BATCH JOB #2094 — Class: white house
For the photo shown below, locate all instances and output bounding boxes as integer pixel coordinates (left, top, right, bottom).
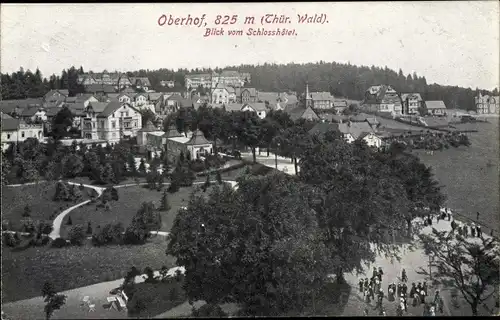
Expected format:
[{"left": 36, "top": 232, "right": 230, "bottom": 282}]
[
  {"left": 211, "top": 85, "right": 232, "bottom": 105},
  {"left": 82, "top": 101, "right": 142, "bottom": 143},
  {"left": 241, "top": 102, "right": 268, "bottom": 119},
  {"left": 1, "top": 116, "right": 44, "bottom": 151},
  {"left": 133, "top": 93, "right": 148, "bottom": 108}
]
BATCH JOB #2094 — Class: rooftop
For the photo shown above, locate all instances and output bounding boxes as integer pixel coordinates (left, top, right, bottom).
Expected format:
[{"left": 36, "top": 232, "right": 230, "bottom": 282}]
[{"left": 425, "top": 100, "right": 447, "bottom": 109}]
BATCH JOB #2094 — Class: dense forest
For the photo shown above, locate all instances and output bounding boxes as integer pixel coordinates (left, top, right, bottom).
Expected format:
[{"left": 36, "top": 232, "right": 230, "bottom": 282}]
[{"left": 2, "top": 62, "right": 498, "bottom": 111}]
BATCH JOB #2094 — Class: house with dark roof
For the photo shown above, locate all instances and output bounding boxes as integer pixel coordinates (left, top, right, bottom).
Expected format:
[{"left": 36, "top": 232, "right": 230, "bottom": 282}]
[
  {"left": 130, "top": 77, "right": 152, "bottom": 91},
  {"left": 1, "top": 117, "right": 44, "bottom": 150},
  {"left": 236, "top": 87, "right": 258, "bottom": 103},
  {"left": 332, "top": 100, "right": 348, "bottom": 114},
  {"left": 308, "top": 92, "right": 334, "bottom": 109},
  {"left": 362, "top": 85, "right": 402, "bottom": 115},
  {"left": 43, "top": 89, "right": 69, "bottom": 102},
  {"left": 165, "top": 129, "right": 213, "bottom": 160},
  {"left": 211, "top": 84, "right": 234, "bottom": 104},
  {"left": 400, "top": 93, "right": 423, "bottom": 114},
  {"left": 82, "top": 101, "right": 142, "bottom": 143},
  {"left": 425, "top": 100, "right": 447, "bottom": 116},
  {"left": 241, "top": 102, "right": 269, "bottom": 119},
  {"left": 284, "top": 105, "right": 319, "bottom": 122},
  {"left": 0, "top": 99, "right": 44, "bottom": 117},
  {"left": 308, "top": 121, "right": 383, "bottom": 147}
]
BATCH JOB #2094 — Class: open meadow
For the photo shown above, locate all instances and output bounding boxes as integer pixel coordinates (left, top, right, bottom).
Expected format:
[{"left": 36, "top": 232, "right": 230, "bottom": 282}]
[{"left": 414, "top": 118, "right": 499, "bottom": 233}]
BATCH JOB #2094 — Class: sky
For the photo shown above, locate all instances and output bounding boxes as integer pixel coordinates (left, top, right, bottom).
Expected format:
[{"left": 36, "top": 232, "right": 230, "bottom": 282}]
[{"left": 1, "top": 2, "right": 499, "bottom": 90}]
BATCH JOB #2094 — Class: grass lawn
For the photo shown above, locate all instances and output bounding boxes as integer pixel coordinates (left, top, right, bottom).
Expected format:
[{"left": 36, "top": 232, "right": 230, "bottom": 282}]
[
  {"left": 2, "top": 181, "right": 92, "bottom": 231},
  {"left": 413, "top": 119, "right": 499, "bottom": 234},
  {"left": 69, "top": 176, "right": 146, "bottom": 186},
  {"left": 1, "top": 237, "right": 175, "bottom": 303},
  {"left": 127, "top": 278, "right": 186, "bottom": 318},
  {"left": 60, "top": 183, "right": 228, "bottom": 237}
]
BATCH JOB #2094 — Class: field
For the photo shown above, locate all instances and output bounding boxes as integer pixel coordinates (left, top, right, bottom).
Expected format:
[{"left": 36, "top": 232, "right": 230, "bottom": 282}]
[
  {"left": 1, "top": 237, "right": 175, "bottom": 303},
  {"left": 2, "top": 182, "right": 91, "bottom": 231},
  {"left": 414, "top": 118, "right": 499, "bottom": 233},
  {"left": 60, "top": 183, "right": 228, "bottom": 237}
]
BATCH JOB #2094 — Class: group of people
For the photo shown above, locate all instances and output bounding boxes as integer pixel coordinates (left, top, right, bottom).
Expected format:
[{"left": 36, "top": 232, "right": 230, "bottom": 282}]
[
  {"left": 359, "top": 267, "right": 444, "bottom": 316},
  {"left": 424, "top": 208, "right": 488, "bottom": 239}
]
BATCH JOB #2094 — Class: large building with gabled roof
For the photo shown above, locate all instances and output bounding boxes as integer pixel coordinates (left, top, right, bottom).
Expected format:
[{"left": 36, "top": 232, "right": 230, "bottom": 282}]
[{"left": 82, "top": 101, "right": 142, "bottom": 143}]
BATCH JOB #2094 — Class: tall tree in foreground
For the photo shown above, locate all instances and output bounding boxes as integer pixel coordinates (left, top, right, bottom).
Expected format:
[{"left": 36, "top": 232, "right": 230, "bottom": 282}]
[
  {"left": 167, "top": 174, "right": 332, "bottom": 316},
  {"left": 419, "top": 229, "right": 500, "bottom": 316},
  {"left": 41, "top": 282, "right": 67, "bottom": 320}
]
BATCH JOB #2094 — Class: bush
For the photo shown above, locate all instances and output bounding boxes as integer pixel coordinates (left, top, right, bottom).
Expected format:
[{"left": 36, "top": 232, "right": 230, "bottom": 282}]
[
  {"left": 23, "top": 205, "right": 31, "bottom": 217},
  {"left": 92, "top": 223, "right": 124, "bottom": 246},
  {"left": 167, "top": 181, "right": 179, "bottom": 193},
  {"left": 38, "top": 221, "right": 53, "bottom": 235},
  {"left": 51, "top": 237, "right": 68, "bottom": 248},
  {"left": 192, "top": 304, "right": 228, "bottom": 318},
  {"left": 67, "top": 224, "right": 86, "bottom": 245},
  {"left": 3, "top": 232, "right": 20, "bottom": 247},
  {"left": 189, "top": 160, "right": 206, "bottom": 173}
]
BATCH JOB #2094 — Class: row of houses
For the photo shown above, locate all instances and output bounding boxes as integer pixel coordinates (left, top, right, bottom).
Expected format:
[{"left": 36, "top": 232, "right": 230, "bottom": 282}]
[
  {"left": 361, "top": 85, "right": 448, "bottom": 116},
  {"left": 184, "top": 70, "right": 251, "bottom": 90}
]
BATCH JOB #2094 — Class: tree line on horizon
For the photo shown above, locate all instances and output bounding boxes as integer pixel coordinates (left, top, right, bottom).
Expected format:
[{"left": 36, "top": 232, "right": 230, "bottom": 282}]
[{"left": 1, "top": 62, "right": 498, "bottom": 111}]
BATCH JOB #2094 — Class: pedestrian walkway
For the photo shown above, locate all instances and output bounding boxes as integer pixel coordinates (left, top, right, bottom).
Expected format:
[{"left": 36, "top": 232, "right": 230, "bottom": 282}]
[
  {"left": 1, "top": 267, "right": 185, "bottom": 320},
  {"left": 342, "top": 214, "right": 496, "bottom": 317}
]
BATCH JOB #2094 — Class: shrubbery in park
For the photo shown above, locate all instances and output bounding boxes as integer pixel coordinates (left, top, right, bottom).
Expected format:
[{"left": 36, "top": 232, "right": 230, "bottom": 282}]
[
  {"left": 51, "top": 238, "right": 68, "bottom": 248},
  {"left": 67, "top": 224, "right": 86, "bottom": 245},
  {"left": 53, "top": 182, "right": 82, "bottom": 202},
  {"left": 3, "top": 232, "right": 21, "bottom": 247},
  {"left": 91, "top": 223, "right": 125, "bottom": 246},
  {"left": 22, "top": 205, "right": 32, "bottom": 217},
  {"left": 124, "top": 202, "right": 161, "bottom": 245}
]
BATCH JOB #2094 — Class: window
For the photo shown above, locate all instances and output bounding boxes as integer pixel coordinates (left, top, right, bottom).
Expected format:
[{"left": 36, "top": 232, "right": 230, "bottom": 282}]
[
  {"left": 100, "top": 120, "right": 105, "bottom": 128},
  {"left": 126, "top": 112, "right": 129, "bottom": 116},
  {"left": 112, "top": 133, "right": 116, "bottom": 137},
  {"left": 112, "top": 121, "right": 116, "bottom": 129},
  {"left": 121, "top": 112, "right": 124, "bottom": 117},
  {"left": 92, "top": 122, "right": 95, "bottom": 129},
  {"left": 7, "top": 134, "right": 11, "bottom": 139},
  {"left": 21, "top": 131, "right": 25, "bottom": 138}
]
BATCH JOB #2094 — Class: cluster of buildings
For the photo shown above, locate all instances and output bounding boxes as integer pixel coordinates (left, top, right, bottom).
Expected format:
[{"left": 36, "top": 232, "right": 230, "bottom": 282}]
[
  {"left": 361, "top": 85, "right": 449, "bottom": 116},
  {"left": 184, "top": 70, "right": 251, "bottom": 91},
  {"left": 1, "top": 68, "right": 498, "bottom": 154}
]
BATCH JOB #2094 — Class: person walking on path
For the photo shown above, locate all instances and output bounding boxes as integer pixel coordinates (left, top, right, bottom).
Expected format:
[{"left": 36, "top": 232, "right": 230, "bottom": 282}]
[
  {"left": 464, "top": 225, "right": 469, "bottom": 237},
  {"left": 402, "top": 295, "right": 408, "bottom": 312},
  {"left": 388, "top": 283, "right": 395, "bottom": 301},
  {"left": 359, "top": 278, "right": 364, "bottom": 293},
  {"left": 451, "top": 220, "right": 457, "bottom": 232},
  {"left": 364, "top": 278, "right": 369, "bottom": 292},
  {"left": 410, "top": 283, "right": 416, "bottom": 298},
  {"left": 471, "top": 224, "right": 476, "bottom": 237},
  {"left": 378, "top": 267, "right": 384, "bottom": 282},
  {"left": 363, "top": 308, "right": 369, "bottom": 316},
  {"left": 372, "top": 267, "right": 378, "bottom": 280},
  {"left": 434, "top": 290, "right": 443, "bottom": 314},
  {"left": 423, "top": 282, "right": 428, "bottom": 297},
  {"left": 477, "top": 225, "right": 482, "bottom": 238},
  {"left": 401, "top": 268, "right": 408, "bottom": 283},
  {"left": 402, "top": 283, "right": 408, "bottom": 298},
  {"left": 420, "top": 288, "right": 427, "bottom": 305}
]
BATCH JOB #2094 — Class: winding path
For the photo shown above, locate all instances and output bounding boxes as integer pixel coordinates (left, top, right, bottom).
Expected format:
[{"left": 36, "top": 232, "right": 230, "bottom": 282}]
[{"left": 49, "top": 180, "right": 238, "bottom": 239}]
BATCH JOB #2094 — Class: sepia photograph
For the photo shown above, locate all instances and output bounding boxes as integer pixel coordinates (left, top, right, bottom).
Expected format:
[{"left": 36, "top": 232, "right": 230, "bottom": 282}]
[{"left": 1, "top": 2, "right": 499, "bottom": 319}]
